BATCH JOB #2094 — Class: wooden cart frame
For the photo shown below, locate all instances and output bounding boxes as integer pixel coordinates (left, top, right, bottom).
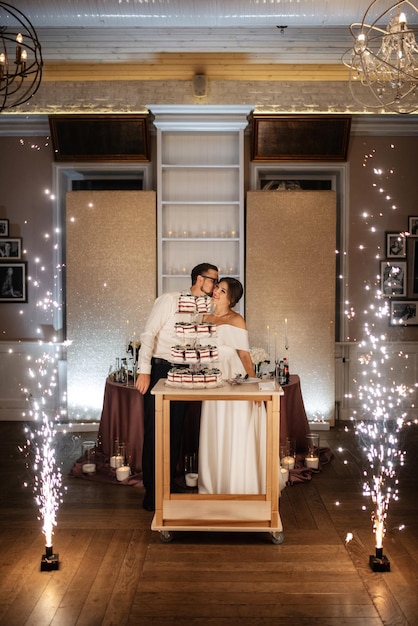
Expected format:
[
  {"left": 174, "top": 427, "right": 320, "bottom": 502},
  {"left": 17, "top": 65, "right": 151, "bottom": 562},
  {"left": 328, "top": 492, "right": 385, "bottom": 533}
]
[{"left": 151, "top": 379, "right": 284, "bottom": 544}]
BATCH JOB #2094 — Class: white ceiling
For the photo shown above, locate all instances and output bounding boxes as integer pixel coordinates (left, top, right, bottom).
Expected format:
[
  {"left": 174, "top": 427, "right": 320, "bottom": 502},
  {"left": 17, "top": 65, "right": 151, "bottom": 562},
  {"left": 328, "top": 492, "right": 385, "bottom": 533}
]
[
  {"left": 2, "top": 0, "right": 385, "bottom": 64},
  {"left": 5, "top": 1, "right": 373, "bottom": 28}
]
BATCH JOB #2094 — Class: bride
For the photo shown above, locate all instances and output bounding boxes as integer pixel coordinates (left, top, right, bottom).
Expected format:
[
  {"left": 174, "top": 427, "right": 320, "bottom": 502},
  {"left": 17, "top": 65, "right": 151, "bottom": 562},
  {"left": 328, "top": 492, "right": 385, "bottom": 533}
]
[{"left": 198, "top": 277, "right": 266, "bottom": 494}]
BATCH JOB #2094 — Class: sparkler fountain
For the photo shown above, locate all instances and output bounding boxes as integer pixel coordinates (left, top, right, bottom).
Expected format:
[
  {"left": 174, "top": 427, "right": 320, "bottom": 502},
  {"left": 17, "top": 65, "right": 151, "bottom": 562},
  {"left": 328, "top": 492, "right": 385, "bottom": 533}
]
[
  {"left": 347, "top": 149, "right": 417, "bottom": 571},
  {"left": 22, "top": 349, "right": 64, "bottom": 571},
  {"left": 354, "top": 325, "right": 409, "bottom": 571},
  {"left": 19, "top": 208, "right": 66, "bottom": 571}
]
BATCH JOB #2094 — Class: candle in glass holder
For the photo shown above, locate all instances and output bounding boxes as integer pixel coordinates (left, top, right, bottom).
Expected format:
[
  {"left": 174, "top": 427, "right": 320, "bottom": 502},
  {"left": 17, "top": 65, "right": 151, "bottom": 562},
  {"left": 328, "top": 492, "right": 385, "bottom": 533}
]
[
  {"left": 305, "top": 433, "right": 320, "bottom": 469},
  {"left": 82, "top": 462, "right": 96, "bottom": 474},
  {"left": 305, "top": 455, "right": 319, "bottom": 469},
  {"left": 185, "top": 472, "right": 198, "bottom": 487},
  {"left": 82, "top": 441, "right": 96, "bottom": 473}
]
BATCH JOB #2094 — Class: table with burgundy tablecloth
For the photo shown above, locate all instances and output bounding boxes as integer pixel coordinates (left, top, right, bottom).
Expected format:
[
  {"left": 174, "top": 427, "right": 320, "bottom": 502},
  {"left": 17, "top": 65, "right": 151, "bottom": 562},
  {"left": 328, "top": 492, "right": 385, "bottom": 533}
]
[
  {"left": 71, "top": 374, "right": 312, "bottom": 486},
  {"left": 97, "top": 379, "right": 144, "bottom": 473},
  {"left": 279, "top": 374, "right": 311, "bottom": 451},
  {"left": 70, "top": 379, "right": 145, "bottom": 486}
]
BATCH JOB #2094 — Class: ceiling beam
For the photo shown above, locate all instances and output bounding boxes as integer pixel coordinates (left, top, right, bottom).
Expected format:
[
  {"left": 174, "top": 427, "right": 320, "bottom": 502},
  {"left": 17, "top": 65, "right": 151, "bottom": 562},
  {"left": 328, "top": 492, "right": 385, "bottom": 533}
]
[{"left": 43, "top": 56, "right": 350, "bottom": 82}]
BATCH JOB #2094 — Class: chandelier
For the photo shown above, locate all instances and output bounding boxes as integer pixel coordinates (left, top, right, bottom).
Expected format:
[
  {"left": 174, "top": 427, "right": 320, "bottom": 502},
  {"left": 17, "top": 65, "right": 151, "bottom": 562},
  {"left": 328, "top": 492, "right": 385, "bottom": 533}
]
[
  {"left": 0, "top": 2, "right": 43, "bottom": 112},
  {"left": 342, "top": 0, "right": 418, "bottom": 114}
]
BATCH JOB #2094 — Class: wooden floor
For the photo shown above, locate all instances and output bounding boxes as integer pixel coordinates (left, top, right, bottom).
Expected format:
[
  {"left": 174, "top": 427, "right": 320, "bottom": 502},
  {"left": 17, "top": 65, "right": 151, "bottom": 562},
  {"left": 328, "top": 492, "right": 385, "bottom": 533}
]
[{"left": 0, "top": 421, "right": 417, "bottom": 626}]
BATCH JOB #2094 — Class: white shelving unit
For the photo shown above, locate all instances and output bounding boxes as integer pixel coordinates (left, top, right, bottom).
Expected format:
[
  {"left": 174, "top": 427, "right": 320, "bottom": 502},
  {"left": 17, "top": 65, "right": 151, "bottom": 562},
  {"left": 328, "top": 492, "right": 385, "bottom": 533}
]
[{"left": 148, "top": 105, "right": 252, "bottom": 309}]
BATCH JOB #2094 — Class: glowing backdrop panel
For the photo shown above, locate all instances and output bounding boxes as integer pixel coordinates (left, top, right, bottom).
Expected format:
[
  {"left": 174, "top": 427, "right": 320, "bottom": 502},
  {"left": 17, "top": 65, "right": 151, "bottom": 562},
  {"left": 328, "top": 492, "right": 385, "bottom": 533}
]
[
  {"left": 66, "top": 190, "right": 156, "bottom": 420},
  {"left": 246, "top": 190, "right": 336, "bottom": 425}
]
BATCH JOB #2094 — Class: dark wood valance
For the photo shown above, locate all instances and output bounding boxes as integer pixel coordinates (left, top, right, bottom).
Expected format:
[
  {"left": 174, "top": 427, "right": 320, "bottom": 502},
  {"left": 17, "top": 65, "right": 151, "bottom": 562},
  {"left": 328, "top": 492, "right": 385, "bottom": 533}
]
[
  {"left": 251, "top": 114, "right": 351, "bottom": 162},
  {"left": 49, "top": 114, "right": 150, "bottom": 162}
]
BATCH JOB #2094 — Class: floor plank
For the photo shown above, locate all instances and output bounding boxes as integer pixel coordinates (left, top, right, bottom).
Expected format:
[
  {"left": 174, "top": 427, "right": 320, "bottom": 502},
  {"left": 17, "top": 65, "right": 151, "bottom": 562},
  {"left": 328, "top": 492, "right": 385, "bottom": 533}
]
[{"left": 0, "top": 421, "right": 417, "bottom": 625}]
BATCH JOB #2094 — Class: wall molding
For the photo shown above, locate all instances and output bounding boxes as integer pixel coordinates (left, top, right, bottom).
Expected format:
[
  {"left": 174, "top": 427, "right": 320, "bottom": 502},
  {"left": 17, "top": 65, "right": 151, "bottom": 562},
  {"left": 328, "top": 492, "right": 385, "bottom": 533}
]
[{"left": 2, "top": 112, "right": 418, "bottom": 138}]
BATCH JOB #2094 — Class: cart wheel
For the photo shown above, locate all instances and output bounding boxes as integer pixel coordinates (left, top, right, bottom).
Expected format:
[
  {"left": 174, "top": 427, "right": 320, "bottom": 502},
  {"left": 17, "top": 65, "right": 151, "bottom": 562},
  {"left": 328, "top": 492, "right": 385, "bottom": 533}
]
[
  {"left": 160, "top": 530, "right": 173, "bottom": 543},
  {"left": 271, "top": 531, "right": 284, "bottom": 545}
]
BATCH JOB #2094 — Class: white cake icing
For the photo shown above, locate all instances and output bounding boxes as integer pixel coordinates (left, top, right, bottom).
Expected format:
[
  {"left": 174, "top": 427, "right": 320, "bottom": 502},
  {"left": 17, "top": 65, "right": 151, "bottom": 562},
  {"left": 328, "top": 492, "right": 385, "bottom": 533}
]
[
  {"left": 177, "top": 294, "right": 211, "bottom": 314},
  {"left": 175, "top": 321, "right": 215, "bottom": 338},
  {"left": 166, "top": 367, "right": 222, "bottom": 388}
]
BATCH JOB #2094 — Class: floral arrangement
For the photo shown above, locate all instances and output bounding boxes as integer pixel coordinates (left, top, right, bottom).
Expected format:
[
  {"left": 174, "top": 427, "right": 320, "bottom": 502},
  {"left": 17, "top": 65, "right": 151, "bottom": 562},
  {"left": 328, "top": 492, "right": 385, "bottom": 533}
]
[{"left": 249, "top": 347, "right": 271, "bottom": 365}]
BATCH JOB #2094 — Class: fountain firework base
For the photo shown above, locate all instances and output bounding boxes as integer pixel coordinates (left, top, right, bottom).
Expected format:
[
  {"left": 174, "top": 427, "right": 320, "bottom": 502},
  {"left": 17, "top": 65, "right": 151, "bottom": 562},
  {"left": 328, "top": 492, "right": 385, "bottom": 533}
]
[
  {"left": 369, "top": 547, "right": 390, "bottom": 572},
  {"left": 40, "top": 545, "right": 59, "bottom": 571}
]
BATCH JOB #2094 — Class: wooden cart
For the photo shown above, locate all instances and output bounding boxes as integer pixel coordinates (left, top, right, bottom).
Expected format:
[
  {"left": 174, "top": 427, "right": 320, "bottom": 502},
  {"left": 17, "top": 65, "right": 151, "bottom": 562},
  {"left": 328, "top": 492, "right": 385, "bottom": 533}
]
[{"left": 151, "top": 379, "right": 284, "bottom": 544}]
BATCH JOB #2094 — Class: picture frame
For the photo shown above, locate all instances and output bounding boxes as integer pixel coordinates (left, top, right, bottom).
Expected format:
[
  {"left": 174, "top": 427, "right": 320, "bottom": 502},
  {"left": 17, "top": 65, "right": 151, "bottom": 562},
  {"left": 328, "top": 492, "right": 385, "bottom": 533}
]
[
  {"left": 386, "top": 232, "right": 406, "bottom": 259},
  {"left": 381, "top": 260, "right": 407, "bottom": 297},
  {"left": 0, "top": 238, "right": 22, "bottom": 259},
  {"left": 0, "top": 262, "right": 28, "bottom": 303},
  {"left": 408, "top": 216, "right": 418, "bottom": 237},
  {"left": 390, "top": 300, "right": 418, "bottom": 326},
  {"left": 408, "top": 238, "right": 418, "bottom": 297},
  {"left": 0, "top": 219, "right": 9, "bottom": 237},
  {"left": 386, "top": 232, "right": 406, "bottom": 258}
]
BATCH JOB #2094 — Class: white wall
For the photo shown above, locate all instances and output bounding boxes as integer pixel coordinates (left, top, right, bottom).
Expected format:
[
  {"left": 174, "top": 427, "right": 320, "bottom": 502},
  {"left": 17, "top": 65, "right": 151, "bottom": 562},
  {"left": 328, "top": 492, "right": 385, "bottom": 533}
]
[
  {"left": 335, "top": 342, "right": 418, "bottom": 422},
  {"left": 0, "top": 342, "right": 66, "bottom": 421}
]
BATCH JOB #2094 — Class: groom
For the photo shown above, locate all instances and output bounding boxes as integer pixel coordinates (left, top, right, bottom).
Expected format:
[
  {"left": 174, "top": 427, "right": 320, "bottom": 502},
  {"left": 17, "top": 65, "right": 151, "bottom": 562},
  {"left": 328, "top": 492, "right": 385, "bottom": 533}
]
[{"left": 136, "top": 262, "right": 219, "bottom": 511}]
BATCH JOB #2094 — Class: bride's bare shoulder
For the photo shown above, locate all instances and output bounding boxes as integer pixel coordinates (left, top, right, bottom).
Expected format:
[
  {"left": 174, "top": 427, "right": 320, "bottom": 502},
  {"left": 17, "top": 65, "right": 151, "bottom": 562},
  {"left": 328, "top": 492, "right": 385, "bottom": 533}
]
[{"left": 231, "top": 312, "right": 246, "bottom": 329}]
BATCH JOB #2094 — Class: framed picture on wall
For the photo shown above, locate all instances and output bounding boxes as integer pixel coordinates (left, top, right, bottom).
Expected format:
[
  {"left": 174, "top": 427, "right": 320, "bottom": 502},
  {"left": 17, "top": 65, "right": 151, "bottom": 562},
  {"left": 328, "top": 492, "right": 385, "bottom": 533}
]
[
  {"left": 386, "top": 232, "right": 406, "bottom": 258},
  {"left": 0, "top": 262, "right": 27, "bottom": 303},
  {"left": 381, "top": 260, "right": 407, "bottom": 297},
  {"left": 408, "top": 216, "right": 418, "bottom": 236},
  {"left": 0, "top": 219, "right": 9, "bottom": 237},
  {"left": 408, "top": 238, "right": 418, "bottom": 297},
  {"left": 0, "top": 238, "right": 21, "bottom": 259},
  {"left": 390, "top": 300, "right": 418, "bottom": 326}
]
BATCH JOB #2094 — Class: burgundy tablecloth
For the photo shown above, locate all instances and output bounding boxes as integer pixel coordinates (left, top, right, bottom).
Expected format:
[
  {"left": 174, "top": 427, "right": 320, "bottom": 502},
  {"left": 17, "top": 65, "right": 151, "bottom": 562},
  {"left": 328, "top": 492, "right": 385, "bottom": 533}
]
[
  {"left": 97, "top": 379, "right": 144, "bottom": 473},
  {"left": 279, "top": 374, "right": 311, "bottom": 452},
  {"left": 71, "top": 374, "right": 313, "bottom": 486},
  {"left": 70, "top": 380, "right": 145, "bottom": 486}
]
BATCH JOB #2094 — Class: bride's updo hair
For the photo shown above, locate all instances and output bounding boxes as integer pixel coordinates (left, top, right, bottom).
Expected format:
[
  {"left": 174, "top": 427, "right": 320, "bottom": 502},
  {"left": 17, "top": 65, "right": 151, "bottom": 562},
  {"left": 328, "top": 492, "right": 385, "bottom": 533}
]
[{"left": 222, "top": 277, "right": 244, "bottom": 308}]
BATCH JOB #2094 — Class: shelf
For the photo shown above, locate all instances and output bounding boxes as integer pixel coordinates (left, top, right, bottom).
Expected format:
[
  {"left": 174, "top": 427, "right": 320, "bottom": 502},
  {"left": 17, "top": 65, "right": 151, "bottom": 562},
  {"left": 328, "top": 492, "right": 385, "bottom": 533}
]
[
  {"left": 162, "top": 272, "right": 239, "bottom": 280},
  {"left": 161, "top": 164, "right": 240, "bottom": 169},
  {"left": 162, "top": 237, "right": 240, "bottom": 242},
  {"left": 162, "top": 168, "right": 240, "bottom": 203},
  {"left": 162, "top": 201, "right": 240, "bottom": 206},
  {"left": 159, "top": 128, "right": 241, "bottom": 166}
]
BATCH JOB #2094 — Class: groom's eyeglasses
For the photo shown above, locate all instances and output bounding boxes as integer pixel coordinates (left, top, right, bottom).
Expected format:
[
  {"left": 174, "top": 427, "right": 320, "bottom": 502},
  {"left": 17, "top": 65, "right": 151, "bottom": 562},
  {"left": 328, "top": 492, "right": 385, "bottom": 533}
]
[{"left": 201, "top": 275, "right": 218, "bottom": 284}]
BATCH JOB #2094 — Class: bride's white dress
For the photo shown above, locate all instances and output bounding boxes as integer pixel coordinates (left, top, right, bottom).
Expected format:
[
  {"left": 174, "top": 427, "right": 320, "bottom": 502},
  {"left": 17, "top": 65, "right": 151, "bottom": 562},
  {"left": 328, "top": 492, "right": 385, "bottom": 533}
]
[{"left": 198, "top": 324, "right": 266, "bottom": 494}]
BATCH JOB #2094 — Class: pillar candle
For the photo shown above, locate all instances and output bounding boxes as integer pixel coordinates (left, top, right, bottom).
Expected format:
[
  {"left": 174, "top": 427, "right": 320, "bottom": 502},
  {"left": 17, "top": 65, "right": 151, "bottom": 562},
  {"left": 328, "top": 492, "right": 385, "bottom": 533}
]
[
  {"left": 116, "top": 465, "right": 130, "bottom": 481},
  {"left": 280, "top": 466, "right": 289, "bottom": 483},
  {"left": 305, "top": 455, "right": 319, "bottom": 469},
  {"left": 110, "top": 454, "right": 124, "bottom": 468},
  {"left": 281, "top": 455, "right": 295, "bottom": 470}
]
